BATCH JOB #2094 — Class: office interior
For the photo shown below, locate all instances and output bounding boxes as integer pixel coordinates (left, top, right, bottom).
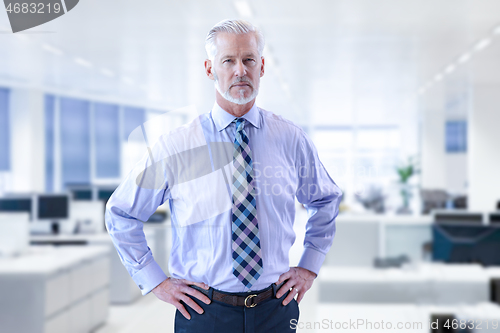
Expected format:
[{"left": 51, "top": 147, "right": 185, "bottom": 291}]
[{"left": 1, "top": 1, "right": 500, "bottom": 332}]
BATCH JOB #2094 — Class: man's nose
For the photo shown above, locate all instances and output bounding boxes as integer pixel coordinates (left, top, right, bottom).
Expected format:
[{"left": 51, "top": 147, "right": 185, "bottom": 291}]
[{"left": 234, "top": 61, "right": 247, "bottom": 77}]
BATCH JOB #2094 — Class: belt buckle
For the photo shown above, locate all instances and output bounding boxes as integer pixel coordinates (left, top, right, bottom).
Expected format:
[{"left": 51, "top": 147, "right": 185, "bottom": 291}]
[{"left": 244, "top": 294, "right": 258, "bottom": 308}]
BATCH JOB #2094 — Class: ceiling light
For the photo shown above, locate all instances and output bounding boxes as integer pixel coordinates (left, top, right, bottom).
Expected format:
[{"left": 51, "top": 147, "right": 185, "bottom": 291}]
[
  {"left": 234, "top": 0, "right": 253, "bottom": 18},
  {"left": 42, "top": 43, "right": 64, "bottom": 56},
  {"left": 100, "top": 68, "right": 115, "bottom": 77},
  {"left": 474, "top": 38, "right": 491, "bottom": 51},
  {"left": 494, "top": 25, "right": 500, "bottom": 35},
  {"left": 434, "top": 73, "right": 443, "bottom": 82},
  {"left": 445, "top": 64, "right": 456, "bottom": 74},
  {"left": 74, "top": 57, "right": 93, "bottom": 68},
  {"left": 458, "top": 52, "right": 471, "bottom": 64}
]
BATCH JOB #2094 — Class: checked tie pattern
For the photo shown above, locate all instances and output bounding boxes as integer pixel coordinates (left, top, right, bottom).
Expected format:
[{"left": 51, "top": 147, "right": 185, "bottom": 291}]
[{"left": 231, "top": 118, "right": 263, "bottom": 289}]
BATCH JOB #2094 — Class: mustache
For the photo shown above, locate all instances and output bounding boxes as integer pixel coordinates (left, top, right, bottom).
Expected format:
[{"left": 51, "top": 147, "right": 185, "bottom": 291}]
[{"left": 230, "top": 77, "right": 253, "bottom": 88}]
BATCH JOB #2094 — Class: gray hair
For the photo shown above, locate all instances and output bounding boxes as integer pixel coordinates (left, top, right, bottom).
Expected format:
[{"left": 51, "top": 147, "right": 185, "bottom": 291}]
[{"left": 205, "top": 19, "right": 265, "bottom": 61}]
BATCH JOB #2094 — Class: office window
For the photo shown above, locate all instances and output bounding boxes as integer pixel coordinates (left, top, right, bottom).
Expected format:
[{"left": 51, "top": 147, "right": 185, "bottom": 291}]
[
  {"left": 313, "top": 125, "right": 401, "bottom": 193},
  {"left": 44, "top": 95, "right": 55, "bottom": 192},
  {"left": 446, "top": 121, "right": 467, "bottom": 153},
  {"left": 0, "top": 88, "right": 10, "bottom": 171},
  {"left": 313, "top": 129, "right": 353, "bottom": 153},
  {"left": 94, "top": 103, "right": 120, "bottom": 178},
  {"left": 123, "top": 106, "right": 145, "bottom": 141},
  {"left": 356, "top": 128, "right": 400, "bottom": 152},
  {"left": 60, "top": 97, "right": 91, "bottom": 187}
]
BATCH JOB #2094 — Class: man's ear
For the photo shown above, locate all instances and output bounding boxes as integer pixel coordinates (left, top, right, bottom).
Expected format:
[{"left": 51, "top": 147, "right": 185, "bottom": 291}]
[
  {"left": 260, "top": 56, "right": 265, "bottom": 77},
  {"left": 205, "top": 59, "right": 215, "bottom": 80}
]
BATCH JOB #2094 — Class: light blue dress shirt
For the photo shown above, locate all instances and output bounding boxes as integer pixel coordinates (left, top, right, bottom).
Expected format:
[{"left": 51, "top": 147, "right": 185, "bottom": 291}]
[{"left": 105, "top": 102, "right": 342, "bottom": 295}]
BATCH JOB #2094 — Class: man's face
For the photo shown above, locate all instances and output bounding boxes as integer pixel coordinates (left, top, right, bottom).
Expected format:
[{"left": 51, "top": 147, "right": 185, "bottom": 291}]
[{"left": 207, "top": 32, "right": 264, "bottom": 105}]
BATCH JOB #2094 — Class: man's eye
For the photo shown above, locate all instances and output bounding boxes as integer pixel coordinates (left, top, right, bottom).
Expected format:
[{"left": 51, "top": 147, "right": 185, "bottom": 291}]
[{"left": 223, "top": 59, "right": 232, "bottom": 63}]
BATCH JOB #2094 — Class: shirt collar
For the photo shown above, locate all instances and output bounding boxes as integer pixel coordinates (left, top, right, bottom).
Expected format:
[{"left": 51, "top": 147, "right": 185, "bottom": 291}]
[{"left": 212, "top": 101, "right": 261, "bottom": 132}]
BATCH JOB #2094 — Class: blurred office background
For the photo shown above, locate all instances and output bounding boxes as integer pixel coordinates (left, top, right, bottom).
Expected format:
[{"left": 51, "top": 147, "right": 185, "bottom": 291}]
[{"left": 1, "top": 0, "right": 500, "bottom": 332}]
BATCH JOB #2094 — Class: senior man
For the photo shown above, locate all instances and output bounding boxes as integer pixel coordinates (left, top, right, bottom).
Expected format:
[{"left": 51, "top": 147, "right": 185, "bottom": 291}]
[{"left": 106, "top": 19, "right": 342, "bottom": 333}]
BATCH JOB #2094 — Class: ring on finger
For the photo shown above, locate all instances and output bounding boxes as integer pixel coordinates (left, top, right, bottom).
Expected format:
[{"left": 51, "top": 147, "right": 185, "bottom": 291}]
[{"left": 294, "top": 288, "right": 299, "bottom": 293}]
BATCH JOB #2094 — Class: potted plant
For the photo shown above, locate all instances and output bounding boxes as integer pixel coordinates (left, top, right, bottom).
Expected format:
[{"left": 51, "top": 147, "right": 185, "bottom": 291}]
[{"left": 396, "top": 156, "right": 419, "bottom": 214}]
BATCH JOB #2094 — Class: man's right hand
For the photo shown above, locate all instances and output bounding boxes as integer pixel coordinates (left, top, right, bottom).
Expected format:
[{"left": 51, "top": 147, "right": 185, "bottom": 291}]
[{"left": 151, "top": 277, "right": 211, "bottom": 320}]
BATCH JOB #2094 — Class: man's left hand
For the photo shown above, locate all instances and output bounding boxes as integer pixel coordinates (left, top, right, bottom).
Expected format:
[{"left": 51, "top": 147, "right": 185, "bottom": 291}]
[{"left": 275, "top": 267, "right": 317, "bottom": 306}]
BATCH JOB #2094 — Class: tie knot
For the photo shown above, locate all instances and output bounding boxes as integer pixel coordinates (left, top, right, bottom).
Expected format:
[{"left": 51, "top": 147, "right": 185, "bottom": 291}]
[{"left": 234, "top": 118, "right": 245, "bottom": 131}]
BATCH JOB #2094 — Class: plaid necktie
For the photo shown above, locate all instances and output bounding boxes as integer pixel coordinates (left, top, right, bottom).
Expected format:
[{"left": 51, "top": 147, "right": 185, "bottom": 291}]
[{"left": 231, "top": 118, "right": 263, "bottom": 288}]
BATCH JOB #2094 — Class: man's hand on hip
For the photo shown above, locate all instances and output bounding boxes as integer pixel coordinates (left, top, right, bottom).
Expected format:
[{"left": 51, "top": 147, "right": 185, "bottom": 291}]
[
  {"left": 275, "top": 267, "right": 317, "bottom": 306},
  {"left": 151, "top": 278, "right": 211, "bottom": 320}
]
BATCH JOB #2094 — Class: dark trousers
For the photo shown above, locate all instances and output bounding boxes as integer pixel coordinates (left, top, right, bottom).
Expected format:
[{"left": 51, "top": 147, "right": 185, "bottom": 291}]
[{"left": 174, "top": 283, "right": 300, "bottom": 333}]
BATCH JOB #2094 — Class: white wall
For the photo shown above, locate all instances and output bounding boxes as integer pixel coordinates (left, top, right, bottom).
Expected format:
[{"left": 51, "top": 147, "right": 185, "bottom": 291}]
[
  {"left": 468, "top": 85, "right": 500, "bottom": 211},
  {"left": 445, "top": 153, "right": 467, "bottom": 194},
  {"left": 420, "top": 85, "right": 447, "bottom": 189}
]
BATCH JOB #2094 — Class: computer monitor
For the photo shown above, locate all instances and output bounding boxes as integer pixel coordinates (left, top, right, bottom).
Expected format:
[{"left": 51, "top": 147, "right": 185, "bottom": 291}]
[
  {"left": 432, "top": 224, "right": 500, "bottom": 266},
  {"left": 71, "top": 188, "right": 93, "bottom": 201},
  {"left": 490, "top": 213, "right": 500, "bottom": 226},
  {"left": 0, "top": 196, "right": 33, "bottom": 221},
  {"left": 36, "top": 194, "right": 69, "bottom": 234},
  {"left": 97, "top": 188, "right": 115, "bottom": 201},
  {"left": 434, "top": 211, "right": 483, "bottom": 224}
]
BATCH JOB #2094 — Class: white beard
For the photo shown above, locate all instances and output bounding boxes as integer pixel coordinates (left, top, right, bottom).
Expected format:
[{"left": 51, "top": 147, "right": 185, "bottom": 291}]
[{"left": 213, "top": 70, "right": 259, "bottom": 105}]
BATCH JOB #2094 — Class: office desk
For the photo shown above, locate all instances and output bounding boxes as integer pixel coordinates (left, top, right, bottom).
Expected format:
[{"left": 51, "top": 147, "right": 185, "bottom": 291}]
[
  {"left": 318, "top": 263, "right": 490, "bottom": 304},
  {"left": 0, "top": 246, "right": 110, "bottom": 333},
  {"left": 325, "top": 214, "right": 433, "bottom": 267},
  {"left": 30, "top": 224, "right": 169, "bottom": 304}
]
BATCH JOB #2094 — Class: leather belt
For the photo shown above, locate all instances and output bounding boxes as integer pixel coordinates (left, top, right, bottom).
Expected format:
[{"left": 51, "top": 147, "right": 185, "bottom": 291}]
[{"left": 191, "top": 283, "right": 283, "bottom": 308}]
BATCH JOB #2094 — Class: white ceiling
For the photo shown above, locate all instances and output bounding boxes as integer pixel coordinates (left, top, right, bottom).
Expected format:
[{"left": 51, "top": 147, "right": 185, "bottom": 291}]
[{"left": 1, "top": 0, "right": 500, "bottom": 125}]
